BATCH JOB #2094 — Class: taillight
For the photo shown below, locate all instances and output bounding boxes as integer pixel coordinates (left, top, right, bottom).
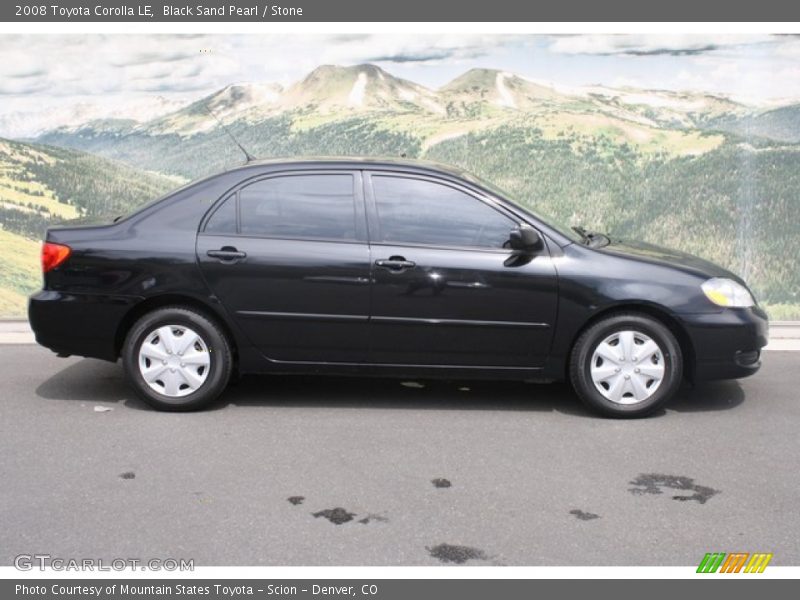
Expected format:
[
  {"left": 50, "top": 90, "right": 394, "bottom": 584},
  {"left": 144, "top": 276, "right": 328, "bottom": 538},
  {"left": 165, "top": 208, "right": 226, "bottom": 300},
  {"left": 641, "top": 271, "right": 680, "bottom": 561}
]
[{"left": 42, "top": 242, "right": 71, "bottom": 273}]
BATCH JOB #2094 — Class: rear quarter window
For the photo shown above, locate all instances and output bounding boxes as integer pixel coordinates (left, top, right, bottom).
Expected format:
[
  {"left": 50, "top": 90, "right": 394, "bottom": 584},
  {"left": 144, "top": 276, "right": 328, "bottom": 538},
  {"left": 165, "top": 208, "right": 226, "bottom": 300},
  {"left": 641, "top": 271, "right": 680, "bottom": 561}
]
[{"left": 204, "top": 194, "right": 237, "bottom": 234}]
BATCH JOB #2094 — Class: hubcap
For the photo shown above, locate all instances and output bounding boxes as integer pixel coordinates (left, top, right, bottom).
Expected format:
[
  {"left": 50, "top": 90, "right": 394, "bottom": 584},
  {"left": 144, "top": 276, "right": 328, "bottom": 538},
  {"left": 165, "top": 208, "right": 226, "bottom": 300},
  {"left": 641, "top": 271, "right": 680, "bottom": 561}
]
[
  {"left": 590, "top": 330, "right": 665, "bottom": 405},
  {"left": 138, "top": 325, "right": 210, "bottom": 398}
]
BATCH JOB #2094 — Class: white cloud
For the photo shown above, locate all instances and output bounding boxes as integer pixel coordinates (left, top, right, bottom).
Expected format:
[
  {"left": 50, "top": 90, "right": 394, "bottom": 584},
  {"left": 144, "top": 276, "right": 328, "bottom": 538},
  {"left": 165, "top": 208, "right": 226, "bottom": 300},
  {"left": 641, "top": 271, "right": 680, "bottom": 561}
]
[
  {"left": 548, "top": 34, "right": 774, "bottom": 56},
  {"left": 0, "top": 34, "right": 523, "bottom": 100},
  {"left": 674, "top": 51, "right": 800, "bottom": 104},
  {"left": 544, "top": 35, "right": 800, "bottom": 104},
  {"left": 317, "top": 34, "right": 523, "bottom": 65},
  {"left": 773, "top": 37, "right": 800, "bottom": 59}
]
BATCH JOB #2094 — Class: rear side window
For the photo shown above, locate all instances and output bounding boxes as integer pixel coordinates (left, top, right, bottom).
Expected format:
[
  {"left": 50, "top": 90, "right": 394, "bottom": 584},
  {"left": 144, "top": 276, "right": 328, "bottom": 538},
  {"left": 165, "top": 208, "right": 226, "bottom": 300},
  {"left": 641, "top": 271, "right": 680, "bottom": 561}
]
[
  {"left": 239, "top": 174, "right": 357, "bottom": 240},
  {"left": 371, "top": 175, "right": 516, "bottom": 249}
]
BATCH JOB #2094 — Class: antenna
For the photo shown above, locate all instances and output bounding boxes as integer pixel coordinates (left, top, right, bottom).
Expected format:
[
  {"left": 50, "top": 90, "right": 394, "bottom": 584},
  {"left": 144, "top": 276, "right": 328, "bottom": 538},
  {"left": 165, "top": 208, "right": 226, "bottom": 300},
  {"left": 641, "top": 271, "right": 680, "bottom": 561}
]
[{"left": 203, "top": 104, "right": 256, "bottom": 163}]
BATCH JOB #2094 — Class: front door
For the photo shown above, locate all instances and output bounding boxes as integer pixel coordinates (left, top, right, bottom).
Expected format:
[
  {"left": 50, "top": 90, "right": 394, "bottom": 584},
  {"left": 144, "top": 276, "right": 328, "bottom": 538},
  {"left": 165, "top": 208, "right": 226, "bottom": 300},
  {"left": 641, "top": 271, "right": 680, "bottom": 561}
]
[
  {"left": 365, "top": 172, "right": 558, "bottom": 368},
  {"left": 197, "top": 171, "right": 371, "bottom": 363}
]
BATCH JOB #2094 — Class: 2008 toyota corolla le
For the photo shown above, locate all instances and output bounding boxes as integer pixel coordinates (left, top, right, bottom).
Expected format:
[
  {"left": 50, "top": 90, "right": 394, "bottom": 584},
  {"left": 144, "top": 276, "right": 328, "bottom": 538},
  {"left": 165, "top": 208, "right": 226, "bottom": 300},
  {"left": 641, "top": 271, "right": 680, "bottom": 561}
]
[{"left": 28, "top": 158, "right": 768, "bottom": 417}]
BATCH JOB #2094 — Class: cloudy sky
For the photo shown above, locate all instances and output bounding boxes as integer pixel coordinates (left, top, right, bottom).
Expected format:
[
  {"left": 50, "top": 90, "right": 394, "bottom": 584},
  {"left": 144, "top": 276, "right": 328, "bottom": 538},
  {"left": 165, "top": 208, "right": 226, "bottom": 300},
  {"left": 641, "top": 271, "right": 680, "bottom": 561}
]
[{"left": 1, "top": 34, "right": 799, "bottom": 135}]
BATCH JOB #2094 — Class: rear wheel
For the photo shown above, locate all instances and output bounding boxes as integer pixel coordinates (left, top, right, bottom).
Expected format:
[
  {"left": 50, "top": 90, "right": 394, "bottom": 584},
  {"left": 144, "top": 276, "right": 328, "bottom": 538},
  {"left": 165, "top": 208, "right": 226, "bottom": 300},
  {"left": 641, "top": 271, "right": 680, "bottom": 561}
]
[
  {"left": 569, "top": 313, "right": 683, "bottom": 418},
  {"left": 122, "top": 306, "right": 232, "bottom": 411}
]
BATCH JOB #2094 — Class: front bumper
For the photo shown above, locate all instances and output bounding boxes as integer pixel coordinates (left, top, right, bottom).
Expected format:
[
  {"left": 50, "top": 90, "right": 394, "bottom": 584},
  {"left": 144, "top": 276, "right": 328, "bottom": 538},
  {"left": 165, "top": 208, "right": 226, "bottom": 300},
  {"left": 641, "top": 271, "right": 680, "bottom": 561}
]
[{"left": 679, "top": 305, "right": 769, "bottom": 381}]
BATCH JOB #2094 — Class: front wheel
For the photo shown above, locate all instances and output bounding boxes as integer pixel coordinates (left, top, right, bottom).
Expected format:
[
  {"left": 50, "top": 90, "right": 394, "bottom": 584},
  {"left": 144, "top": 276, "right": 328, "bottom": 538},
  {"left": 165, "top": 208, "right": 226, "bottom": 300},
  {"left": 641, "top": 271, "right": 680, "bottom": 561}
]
[
  {"left": 122, "top": 306, "right": 233, "bottom": 411},
  {"left": 569, "top": 313, "right": 683, "bottom": 418}
]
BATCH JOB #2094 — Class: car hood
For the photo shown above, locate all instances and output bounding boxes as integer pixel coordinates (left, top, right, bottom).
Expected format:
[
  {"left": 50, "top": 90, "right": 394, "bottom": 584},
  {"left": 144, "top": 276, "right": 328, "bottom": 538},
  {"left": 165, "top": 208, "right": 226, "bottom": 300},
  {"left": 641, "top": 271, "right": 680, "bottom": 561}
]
[{"left": 600, "top": 238, "right": 743, "bottom": 283}]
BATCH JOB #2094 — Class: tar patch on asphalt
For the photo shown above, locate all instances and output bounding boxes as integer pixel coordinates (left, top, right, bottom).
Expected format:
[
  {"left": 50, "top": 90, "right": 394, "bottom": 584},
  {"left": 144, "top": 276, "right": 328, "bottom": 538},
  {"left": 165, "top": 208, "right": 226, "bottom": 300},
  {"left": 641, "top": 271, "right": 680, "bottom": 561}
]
[
  {"left": 119, "top": 471, "right": 135, "bottom": 480},
  {"left": 427, "top": 543, "right": 487, "bottom": 564},
  {"left": 287, "top": 496, "right": 305, "bottom": 505},
  {"left": 431, "top": 478, "right": 452, "bottom": 488},
  {"left": 629, "top": 473, "right": 719, "bottom": 504},
  {"left": 569, "top": 509, "right": 600, "bottom": 520},
  {"left": 312, "top": 507, "right": 356, "bottom": 525}
]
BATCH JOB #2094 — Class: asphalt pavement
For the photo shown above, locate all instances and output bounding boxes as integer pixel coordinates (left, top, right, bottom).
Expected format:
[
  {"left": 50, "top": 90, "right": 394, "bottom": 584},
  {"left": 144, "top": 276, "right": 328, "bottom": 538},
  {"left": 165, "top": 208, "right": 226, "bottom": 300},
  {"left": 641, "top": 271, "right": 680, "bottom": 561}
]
[{"left": 0, "top": 345, "right": 798, "bottom": 566}]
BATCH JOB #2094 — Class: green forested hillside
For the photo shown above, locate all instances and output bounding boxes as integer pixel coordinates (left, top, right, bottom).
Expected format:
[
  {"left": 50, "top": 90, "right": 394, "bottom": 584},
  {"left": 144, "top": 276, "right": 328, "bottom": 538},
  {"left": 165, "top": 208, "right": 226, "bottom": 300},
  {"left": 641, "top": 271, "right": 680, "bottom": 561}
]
[
  {"left": 0, "top": 138, "right": 179, "bottom": 314},
  {"left": 711, "top": 105, "right": 800, "bottom": 144},
  {"left": 39, "top": 115, "right": 424, "bottom": 180}
]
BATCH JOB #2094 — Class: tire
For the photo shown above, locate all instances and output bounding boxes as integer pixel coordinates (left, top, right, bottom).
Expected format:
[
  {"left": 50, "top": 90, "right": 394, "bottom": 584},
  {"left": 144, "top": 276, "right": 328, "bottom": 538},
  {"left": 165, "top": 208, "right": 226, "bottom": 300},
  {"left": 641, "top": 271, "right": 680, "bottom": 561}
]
[
  {"left": 569, "top": 312, "right": 683, "bottom": 418},
  {"left": 122, "top": 306, "right": 233, "bottom": 411}
]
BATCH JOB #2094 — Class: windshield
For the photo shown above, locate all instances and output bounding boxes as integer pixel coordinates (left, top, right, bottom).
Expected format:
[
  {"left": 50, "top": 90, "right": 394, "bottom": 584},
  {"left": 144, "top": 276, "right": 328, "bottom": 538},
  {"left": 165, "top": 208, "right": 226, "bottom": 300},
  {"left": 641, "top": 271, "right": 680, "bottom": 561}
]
[{"left": 458, "top": 171, "right": 584, "bottom": 243}]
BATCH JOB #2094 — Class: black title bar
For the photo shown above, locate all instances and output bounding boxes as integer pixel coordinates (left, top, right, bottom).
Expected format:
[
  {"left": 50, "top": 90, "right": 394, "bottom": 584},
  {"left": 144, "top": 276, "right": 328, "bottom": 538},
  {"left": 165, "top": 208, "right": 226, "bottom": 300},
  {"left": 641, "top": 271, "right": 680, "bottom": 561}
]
[{"left": 3, "top": 0, "right": 800, "bottom": 22}]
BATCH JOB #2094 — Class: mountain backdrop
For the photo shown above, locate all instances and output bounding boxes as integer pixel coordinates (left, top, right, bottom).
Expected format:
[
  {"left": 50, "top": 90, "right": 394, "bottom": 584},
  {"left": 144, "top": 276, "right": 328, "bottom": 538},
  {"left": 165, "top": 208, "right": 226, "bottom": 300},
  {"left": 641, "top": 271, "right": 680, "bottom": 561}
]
[{"left": 2, "top": 64, "right": 799, "bottom": 318}]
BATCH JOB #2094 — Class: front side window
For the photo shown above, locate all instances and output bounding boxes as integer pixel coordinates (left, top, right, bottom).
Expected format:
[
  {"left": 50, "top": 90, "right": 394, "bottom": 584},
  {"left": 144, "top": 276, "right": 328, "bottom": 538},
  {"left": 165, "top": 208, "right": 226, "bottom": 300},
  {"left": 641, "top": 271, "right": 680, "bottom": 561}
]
[
  {"left": 371, "top": 175, "right": 516, "bottom": 249},
  {"left": 238, "top": 174, "right": 357, "bottom": 240}
]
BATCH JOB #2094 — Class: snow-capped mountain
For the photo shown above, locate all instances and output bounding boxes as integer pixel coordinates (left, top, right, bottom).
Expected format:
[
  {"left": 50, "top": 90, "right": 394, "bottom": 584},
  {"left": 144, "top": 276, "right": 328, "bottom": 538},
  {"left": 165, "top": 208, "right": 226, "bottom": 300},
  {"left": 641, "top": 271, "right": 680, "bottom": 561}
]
[
  {"left": 280, "top": 64, "right": 445, "bottom": 114},
  {"left": 440, "top": 68, "right": 567, "bottom": 110},
  {"left": 143, "top": 82, "right": 283, "bottom": 136},
  {"left": 11, "top": 63, "right": 795, "bottom": 140}
]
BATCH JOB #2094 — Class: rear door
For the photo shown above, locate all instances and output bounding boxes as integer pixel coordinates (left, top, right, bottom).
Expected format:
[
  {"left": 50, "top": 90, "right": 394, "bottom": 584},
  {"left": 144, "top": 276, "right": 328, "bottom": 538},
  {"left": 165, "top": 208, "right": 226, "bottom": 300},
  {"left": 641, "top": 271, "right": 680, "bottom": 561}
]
[
  {"left": 365, "top": 171, "right": 558, "bottom": 368},
  {"left": 197, "top": 170, "right": 371, "bottom": 363}
]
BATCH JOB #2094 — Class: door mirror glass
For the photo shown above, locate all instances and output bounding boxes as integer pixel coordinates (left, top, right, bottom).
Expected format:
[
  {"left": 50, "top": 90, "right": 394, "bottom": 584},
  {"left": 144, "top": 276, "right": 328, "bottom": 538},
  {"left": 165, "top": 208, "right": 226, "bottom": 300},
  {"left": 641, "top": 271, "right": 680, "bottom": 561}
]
[{"left": 509, "top": 225, "right": 543, "bottom": 252}]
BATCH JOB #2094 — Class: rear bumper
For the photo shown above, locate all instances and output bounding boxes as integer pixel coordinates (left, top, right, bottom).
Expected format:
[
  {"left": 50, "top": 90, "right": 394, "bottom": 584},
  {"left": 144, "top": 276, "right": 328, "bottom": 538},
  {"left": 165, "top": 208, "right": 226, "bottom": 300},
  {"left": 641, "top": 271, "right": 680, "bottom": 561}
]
[
  {"left": 679, "top": 305, "right": 769, "bottom": 381},
  {"left": 28, "top": 290, "right": 141, "bottom": 361}
]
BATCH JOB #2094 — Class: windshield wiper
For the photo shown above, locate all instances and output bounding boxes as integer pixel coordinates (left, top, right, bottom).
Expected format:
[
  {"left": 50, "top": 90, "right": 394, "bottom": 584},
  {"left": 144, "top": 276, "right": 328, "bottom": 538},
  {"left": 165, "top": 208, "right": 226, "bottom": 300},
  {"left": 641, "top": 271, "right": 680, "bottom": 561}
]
[
  {"left": 572, "top": 225, "right": 610, "bottom": 248},
  {"left": 572, "top": 225, "right": 590, "bottom": 242}
]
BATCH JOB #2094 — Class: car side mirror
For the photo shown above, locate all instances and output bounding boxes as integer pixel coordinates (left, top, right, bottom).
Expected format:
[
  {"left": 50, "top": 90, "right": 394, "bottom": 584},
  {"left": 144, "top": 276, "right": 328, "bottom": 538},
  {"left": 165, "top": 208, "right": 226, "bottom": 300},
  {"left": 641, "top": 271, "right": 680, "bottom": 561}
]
[{"left": 509, "top": 225, "right": 543, "bottom": 253}]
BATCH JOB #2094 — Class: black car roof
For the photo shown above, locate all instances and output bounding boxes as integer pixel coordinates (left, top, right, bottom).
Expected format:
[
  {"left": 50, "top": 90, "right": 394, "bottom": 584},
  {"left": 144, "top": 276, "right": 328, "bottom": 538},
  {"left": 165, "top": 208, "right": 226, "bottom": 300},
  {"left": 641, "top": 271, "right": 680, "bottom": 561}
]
[{"left": 228, "top": 156, "right": 474, "bottom": 180}]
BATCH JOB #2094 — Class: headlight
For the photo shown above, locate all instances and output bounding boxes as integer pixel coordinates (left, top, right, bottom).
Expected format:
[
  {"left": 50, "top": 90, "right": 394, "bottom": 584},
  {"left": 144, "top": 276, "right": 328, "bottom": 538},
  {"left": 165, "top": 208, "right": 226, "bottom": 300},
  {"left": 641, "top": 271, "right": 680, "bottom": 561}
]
[{"left": 701, "top": 278, "right": 755, "bottom": 307}]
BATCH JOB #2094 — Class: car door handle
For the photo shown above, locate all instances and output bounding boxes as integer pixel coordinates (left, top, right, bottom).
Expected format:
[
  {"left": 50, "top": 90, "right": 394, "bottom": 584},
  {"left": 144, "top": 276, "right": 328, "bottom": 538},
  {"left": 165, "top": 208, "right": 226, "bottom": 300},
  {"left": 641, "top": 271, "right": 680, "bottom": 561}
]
[
  {"left": 207, "top": 247, "right": 247, "bottom": 261},
  {"left": 375, "top": 257, "right": 416, "bottom": 271}
]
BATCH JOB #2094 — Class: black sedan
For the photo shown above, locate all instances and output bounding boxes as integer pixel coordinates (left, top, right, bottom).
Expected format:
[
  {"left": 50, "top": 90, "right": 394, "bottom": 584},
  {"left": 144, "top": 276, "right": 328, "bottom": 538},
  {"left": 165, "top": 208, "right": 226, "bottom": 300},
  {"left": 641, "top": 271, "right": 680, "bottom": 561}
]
[{"left": 29, "top": 158, "right": 768, "bottom": 417}]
